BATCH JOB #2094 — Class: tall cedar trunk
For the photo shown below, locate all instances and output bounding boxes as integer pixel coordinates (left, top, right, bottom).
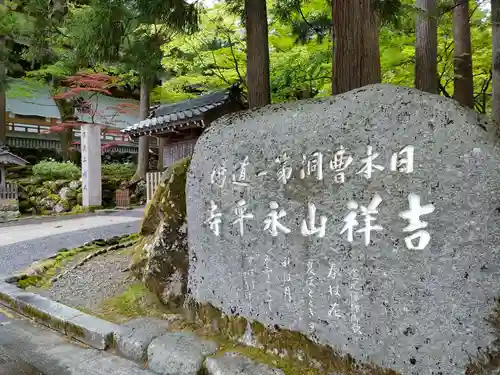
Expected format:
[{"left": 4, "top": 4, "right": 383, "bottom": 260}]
[
  {"left": 415, "top": 0, "right": 438, "bottom": 94},
  {"left": 245, "top": 0, "right": 271, "bottom": 108},
  {"left": 332, "top": 0, "right": 381, "bottom": 95},
  {"left": 133, "top": 78, "right": 150, "bottom": 180},
  {"left": 452, "top": 0, "right": 474, "bottom": 108},
  {"left": 54, "top": 96, "right": 75, "bottom": 162},
  {"left": 0, "top": 93, "right": 5, "bottom": 144},
  {"left": 492, "top": 0, "right": 500, "bottom": 124},
  {"left": 0, "top": 0, "right": 6, "bottom": 144}
]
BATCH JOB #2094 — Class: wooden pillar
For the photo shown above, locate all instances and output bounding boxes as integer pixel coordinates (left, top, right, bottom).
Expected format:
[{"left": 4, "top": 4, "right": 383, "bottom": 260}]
[
  {"left": 0, "top": 165, "right": 5, "bottom": 189},
  {"left": 157, "top": 137, "right": 167, "bottom": 171}
]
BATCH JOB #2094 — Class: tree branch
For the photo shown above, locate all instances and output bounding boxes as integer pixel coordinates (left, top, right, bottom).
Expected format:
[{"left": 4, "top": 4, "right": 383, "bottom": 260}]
[
  {"left": 226, "top": 33, "right": 247, "bottom": 88},
  {"left": 438, "top": 80, "right": 451, "bottom": 98}
]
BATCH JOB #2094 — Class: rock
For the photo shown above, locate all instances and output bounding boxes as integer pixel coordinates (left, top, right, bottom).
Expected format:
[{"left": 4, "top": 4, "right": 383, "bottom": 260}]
[
  {"left": 40, "top": 196, "right": 58, "bottom": 210},
  {"left": 34, "top": 187, "right": 50, "bottom": 197},
  {"left": 0, "top": 210, "right": 20, "bottom": 222},
  {"left": 114, "top": 318, "right": 169, "bottom": 363},
  {"left": 147, "top": 332, "right": 218, "bottom": 375},
  {"left": 54, "top": 179, "right": 68, "bottom": 189},
  {"left": 52, "top": 200, "right": 70, "bottom": 213},
  {"left": 130, "top": 158, "right": 190, "bottom": 308},
  {"left": 18, "top": 199, "right": 31, "bottom": 213},
  {"left": 59, "top": 187, "right": 76, "bottom": 200},
  {"left": 106, "top": 236, "right": 121, "bottom": 246},
  {"left": 0, "top": 200, "right": 19, "bottom": 212},
  {"left": 17, "top": 176, "right": 42, "bottom": 186},
  {"left": 69, "top": 180, "right": 80, "bottom": 190},
  {"left": 187, "top": 84, "right": 500, "bottom": 375},
  {"left": 205, "top": 352, "right": 284, "bottom": 375}
]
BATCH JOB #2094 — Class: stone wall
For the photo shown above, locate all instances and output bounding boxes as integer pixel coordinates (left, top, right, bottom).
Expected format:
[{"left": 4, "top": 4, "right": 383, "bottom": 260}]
[
  {"left": 16, "top": 177, "right": 83, "bottom": 214},
  {"left": 6, "top": 165, "right": 142, "bottom": 214},
  {"left": 0, "top": 199, "right": 20, "bottom": 222}
]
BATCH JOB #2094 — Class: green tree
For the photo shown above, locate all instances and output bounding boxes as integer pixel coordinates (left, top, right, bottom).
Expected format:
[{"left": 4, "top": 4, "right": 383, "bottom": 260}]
[
  {"left": 452, "top": 0, "right": 474, "bottom": 107},
  {"left": 415, "top": 0, "right": 438, "bottom": 93},
  {"left": 158, "top": 4, "right": 246, "bottom": 102},
  {"left": 9, "top": 0, "right": 83, "bottom": 160},
  {"left": 493, "top": 0, "right": 500, "bottom": 122},
  {"left": 244, "top": 0, "right": 271, "bottom": 107},
  {"left": 66, "top": 0, "right": 199, "bottom": 180},
  {"left": 158, "top": 3, "right": 330, "bottom": 103}
]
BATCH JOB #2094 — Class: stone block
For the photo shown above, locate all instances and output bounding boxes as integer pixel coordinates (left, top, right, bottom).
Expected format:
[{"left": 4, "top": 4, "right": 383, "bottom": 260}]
[
  {"left": 0, "top": 291, "right": 82, "bottom": 333},
  {"left": 187, "top": 83, "right": 500, "bottom": 374},
  {"left": 0, "top": 282, "right": 22, "bottom": 304},
  {"left": 205, "top": 352, "right": 284, "bottom": 375},
  {"left": 66, "top": 314, "right": 120, "bottom": 350},
  {"left": 147, "top": 332, "right": 218, "bottom": 375},
  {"left": 114, "top": 318, "right": 169, "bottom": 362},
  {"left": 0, "top": 210, "right": 20, "bottom": 222}
]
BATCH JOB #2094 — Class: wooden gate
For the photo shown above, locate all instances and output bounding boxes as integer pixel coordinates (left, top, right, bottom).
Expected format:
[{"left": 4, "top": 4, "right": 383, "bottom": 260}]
[
  {"left": 115, "top": 189, "right": 130, "bottom": 208},
  {"left": 146, "top": 171, "right": 163, "bottom": 202}
]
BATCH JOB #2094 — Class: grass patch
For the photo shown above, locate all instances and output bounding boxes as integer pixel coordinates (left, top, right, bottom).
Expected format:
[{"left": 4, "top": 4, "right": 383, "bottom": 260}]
[
  {"left": 18, "top": 275, "right": 42, "bottom": 289},
  {"left": 99, "top": 282, "right": 169, "bottom": 323}
]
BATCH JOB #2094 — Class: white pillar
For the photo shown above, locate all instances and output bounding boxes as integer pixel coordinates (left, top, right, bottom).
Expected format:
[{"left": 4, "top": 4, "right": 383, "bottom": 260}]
[{"left": 81, "top": 124, "right": 102, "bottom": 207}]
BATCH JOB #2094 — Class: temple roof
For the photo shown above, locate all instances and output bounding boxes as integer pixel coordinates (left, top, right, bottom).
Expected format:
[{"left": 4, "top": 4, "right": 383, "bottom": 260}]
[
  {"left": 122, "top": 85, "right": 243, "bottom": 136},
  {"left": 0, "top": 144, "right": 28, "bottom": 166}
]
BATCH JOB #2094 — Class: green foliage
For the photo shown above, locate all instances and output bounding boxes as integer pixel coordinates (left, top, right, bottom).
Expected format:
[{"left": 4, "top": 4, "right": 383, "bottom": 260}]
[
  {"left": 64, "top": 0, "right": 200, "bottom": 82},
  {"left": 8, "top": 0, "right": 494, "bottom": 115},
  {"left": 156, "top": 4, "right": 245, "bottom": 101},
  {"left": 102, "top": 163, "right": 135, "bottom": 179},
  {"left": 32, "top": 160, "right": 81, "bottom": 180},
  {"left": 379, "top": 0, "right": 492, "bottom": 113}
]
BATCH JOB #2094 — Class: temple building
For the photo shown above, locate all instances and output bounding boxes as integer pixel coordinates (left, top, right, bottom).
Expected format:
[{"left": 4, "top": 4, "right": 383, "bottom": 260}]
[{"left": 121, "top": 85, "right": 246, "bottom": 170}]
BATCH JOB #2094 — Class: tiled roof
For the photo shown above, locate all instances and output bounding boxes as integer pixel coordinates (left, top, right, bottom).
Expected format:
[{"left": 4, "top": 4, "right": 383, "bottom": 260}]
[
  {"left": 7, "top": 79, "right": 139, "bottom": 128},
  {"left": 0, "top": 144, "right": 28, "bottom": 166},
  {"left": 122, "top": 85, "right": 242, "bottom": 135}
]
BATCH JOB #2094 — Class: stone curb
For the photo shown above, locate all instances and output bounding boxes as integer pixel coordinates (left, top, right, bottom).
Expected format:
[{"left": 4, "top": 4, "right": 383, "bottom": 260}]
[
  {"left": 0, "top": 278, "right": 286, "bottom": 375},
  {"left": 0, "top": 206, "right": 141, "bottom": 228},
  {"left": 0, "top": 281, "right": 119, "bottom": 350}
]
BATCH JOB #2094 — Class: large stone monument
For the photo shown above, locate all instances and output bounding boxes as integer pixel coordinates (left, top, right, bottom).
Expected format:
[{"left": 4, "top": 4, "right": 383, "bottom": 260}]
[
  {"left": 186, "top": 84, "right": 500, "bottom": 374},
  {"left": 80, "top": 124, "right": 102, "bottom": 207}
]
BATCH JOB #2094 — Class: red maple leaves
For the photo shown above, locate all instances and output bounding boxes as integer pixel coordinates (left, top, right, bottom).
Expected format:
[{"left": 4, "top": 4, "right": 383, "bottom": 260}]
[
  {"left": 45, "top": 71, "right": 139, "bottom": 153},
  {"left": 53, "top": 72, "right": 116, "bottom": 100}
]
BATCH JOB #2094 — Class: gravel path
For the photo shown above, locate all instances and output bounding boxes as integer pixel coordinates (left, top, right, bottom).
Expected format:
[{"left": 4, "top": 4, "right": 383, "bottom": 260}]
[
  {"left": 39, "top": 249, "right": 135, "bottom": 312},
  {"left": 0, "top": 208, "right": 143, "bottom": 275}
]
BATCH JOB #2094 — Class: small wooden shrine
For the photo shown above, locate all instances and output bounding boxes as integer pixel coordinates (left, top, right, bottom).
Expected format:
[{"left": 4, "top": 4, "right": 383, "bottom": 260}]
[
  {"left": 122, "top": 85, "right": 246, "bottom": 170},
  {"left": 0, "top": 143, "right": 27, "bottom": 190}
]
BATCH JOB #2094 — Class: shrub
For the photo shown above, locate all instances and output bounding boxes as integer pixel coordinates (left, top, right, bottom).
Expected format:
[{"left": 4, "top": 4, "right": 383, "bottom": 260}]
[
  {"left": 102, "top": 163, "right": 135, "bottom": 179},
  {"left": 32, "top": 160, "right": 81, "bottom": 180}
]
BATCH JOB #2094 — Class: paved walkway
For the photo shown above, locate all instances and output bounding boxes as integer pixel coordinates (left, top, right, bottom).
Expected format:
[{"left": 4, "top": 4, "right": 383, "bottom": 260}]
[
  {"left": 0, "top": 307, "right": 44, "bottom": 375},
  {"left": 0, "top": 305, "right": 154, "bottom": 375},
  {"left": 0, "top": 208, "right": 144, "bottom": 275}
]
